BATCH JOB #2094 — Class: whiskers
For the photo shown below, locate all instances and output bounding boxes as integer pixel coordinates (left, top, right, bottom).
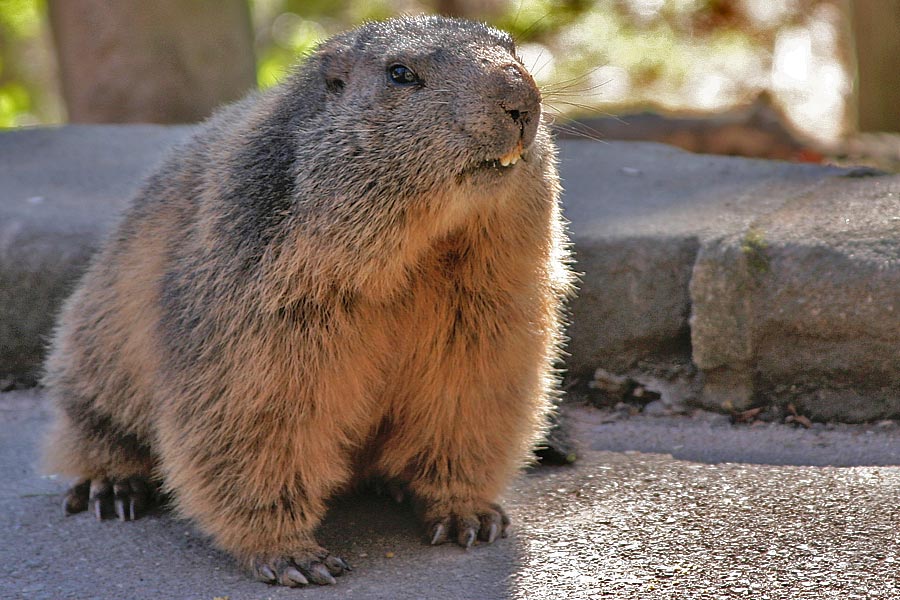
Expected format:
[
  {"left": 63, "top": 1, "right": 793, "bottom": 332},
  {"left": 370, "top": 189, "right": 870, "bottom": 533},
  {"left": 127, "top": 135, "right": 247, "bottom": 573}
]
[
  {"left": 540, "top": 66, "right": 613, "bottom": 99},
  {"left": 539, "top": 68, "right": 620, "bottom": 143},
  {"left": 542, "top": 111, "right": 610, "bottom": 143}
]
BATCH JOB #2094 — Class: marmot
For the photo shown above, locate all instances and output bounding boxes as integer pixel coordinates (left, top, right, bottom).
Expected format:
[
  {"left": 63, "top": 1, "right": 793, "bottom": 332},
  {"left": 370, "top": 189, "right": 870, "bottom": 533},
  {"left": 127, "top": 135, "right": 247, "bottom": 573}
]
[{"left": 43, "top": 15, "right": 573, "bottom": 587}]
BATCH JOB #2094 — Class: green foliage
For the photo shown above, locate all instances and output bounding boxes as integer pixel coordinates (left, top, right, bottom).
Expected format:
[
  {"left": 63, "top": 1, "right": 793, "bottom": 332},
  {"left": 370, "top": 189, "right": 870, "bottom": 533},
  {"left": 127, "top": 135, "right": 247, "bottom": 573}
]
[
  {"left": 494, "top": 0, "right": 593, "bottom": 41},
  {"left": 0, "top": 82, "right": 30, "bottom": 127},
  {"left": 0, "top": 0, "right": 45, "bottom": 127},
  {"left": 0, "top": 0, "right": 42, "bottom": 36},
  {"left": 253, "top": 0, "right": 395, "bottom": 89},
  {"left": 257, "top": 16, "right": 324, "bottom": 88}
]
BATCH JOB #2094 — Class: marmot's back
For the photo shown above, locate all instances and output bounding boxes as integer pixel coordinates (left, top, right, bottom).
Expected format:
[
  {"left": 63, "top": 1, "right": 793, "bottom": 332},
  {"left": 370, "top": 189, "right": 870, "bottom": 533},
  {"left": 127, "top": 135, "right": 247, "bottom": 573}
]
[{"left": 43, "top": 15, "right": 573, "bottom": 588}]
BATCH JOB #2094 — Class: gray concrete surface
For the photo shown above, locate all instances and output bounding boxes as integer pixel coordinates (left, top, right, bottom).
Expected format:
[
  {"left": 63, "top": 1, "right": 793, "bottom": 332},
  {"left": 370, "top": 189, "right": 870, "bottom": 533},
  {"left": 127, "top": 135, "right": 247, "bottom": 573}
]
[
  {"left": 1, "top": 126, "right": 898, "bottom": 419},
  {"left": 0, "top": 125, "right": 193, "bottom": 383},
  {"left": 3, "top": 389, "right": 900, "bottom": 599}
]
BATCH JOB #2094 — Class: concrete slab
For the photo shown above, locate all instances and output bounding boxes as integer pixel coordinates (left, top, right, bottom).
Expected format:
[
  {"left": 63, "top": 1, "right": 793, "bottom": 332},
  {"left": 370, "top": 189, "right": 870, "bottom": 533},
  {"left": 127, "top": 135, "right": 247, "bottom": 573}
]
[{"left": 4, "top": 390, "right": 900, "bottom": 599}]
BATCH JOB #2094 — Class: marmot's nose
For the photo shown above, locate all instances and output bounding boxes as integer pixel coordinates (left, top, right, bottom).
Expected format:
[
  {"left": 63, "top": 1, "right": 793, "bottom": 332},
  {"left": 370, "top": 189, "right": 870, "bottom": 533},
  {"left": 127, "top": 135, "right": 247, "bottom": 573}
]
[
  {"left": 505, "top": 108, "right": 529, "bottom": 126},
  {"left": 494, "top": 62, "right": 541, "bottom": 147}
]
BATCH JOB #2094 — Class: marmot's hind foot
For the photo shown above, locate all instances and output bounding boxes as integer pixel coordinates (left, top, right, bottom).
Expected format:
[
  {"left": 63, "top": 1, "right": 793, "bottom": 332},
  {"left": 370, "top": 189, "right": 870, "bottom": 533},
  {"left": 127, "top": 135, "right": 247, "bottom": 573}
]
[
  {"left": 63, "top": 476, "right": 156, "bottom": 521},
  {"left": 252, "top": 550, "right": 351, "bottom": 587},
  {"left": 425, "top": 502, "right": 510, "bottom": 548}
]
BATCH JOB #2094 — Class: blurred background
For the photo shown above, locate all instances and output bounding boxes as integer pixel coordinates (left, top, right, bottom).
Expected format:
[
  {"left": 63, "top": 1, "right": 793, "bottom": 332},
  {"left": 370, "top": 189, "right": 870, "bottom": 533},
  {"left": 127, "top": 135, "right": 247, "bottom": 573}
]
[{"left": 1, "top": 0, "right": 898, "bottom": 169}]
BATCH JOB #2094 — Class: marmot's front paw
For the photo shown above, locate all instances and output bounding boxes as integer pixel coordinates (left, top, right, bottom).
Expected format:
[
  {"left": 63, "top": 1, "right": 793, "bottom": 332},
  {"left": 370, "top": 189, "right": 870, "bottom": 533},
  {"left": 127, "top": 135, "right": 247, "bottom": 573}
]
[
  {"left": 63, "top": 476, "right": 155, "bottom": 521},
  {"left": 425, "top": 502, "right": 510, "bottom": 548},
  {"left": 251, "top": 550, "right": 351, "bottom": 587}
]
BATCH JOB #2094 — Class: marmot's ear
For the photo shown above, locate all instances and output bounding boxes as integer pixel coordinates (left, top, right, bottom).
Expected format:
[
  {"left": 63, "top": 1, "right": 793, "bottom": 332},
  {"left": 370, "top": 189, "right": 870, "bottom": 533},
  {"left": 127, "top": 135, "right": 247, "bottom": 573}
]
[{"left": 316, "top": 39, "right": 352, "bottom": 95}]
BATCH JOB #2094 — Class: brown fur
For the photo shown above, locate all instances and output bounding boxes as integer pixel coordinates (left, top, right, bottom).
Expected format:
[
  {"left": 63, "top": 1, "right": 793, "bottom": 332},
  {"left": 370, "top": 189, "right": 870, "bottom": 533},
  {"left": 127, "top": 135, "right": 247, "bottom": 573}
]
[{"left": 43, "top": 16, "right": 573, "bottom": 586}]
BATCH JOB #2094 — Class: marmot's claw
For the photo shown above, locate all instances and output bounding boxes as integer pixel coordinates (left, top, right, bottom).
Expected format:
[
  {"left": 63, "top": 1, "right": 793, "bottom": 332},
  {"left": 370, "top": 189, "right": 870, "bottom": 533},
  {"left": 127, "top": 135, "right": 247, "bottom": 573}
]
[
  {"left": 113, "top": 481, "right": 127, "bottom": 520},
  {"left": 114, "top": 497, "right": 127, "bottom": 521},
  {"left": 89, "top": 479, "right": 111, "bottom": 520},
  {"left": 252, "top": 551, "right": 350, "bottom": 587},
  {"left": 282, "top": 567, "right": 309, "bottom": 586},
  {"left": 307, "top": 563, "right": 337, "bottom": 585},
  {"left": 483, "top": 522, "right": 500, "bottom": 544},
  {"left": 430, "top": 522, "right": 448, "bottom": 545},
  {"left": 460, "top": 528, "right": 477, "bottom": 549},
  {"left": 127, "top": 477, "right": 150, "bottom": 519},
  {"left": 454, "top": 513, "right": 481, "bottom": 548},
  {"left": 324, "top": 554, "right": 352, "bottom": 574},
  {"left": 256, "top": 564, "right": 276, "bottom": 583}
]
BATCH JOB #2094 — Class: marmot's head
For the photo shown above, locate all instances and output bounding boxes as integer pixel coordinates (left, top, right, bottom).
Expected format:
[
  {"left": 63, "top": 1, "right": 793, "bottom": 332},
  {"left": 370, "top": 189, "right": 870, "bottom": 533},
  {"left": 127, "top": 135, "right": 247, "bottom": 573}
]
[{"left": 296, "top": 16, "right": 546, "bottom": 198}]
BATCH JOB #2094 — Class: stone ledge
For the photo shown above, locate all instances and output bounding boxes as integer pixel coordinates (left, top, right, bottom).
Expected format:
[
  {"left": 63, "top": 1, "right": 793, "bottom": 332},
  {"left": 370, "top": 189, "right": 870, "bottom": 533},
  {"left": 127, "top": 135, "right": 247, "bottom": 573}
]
[
  {"left": 560, "top": 141, "right": 898, "bottom": 420},
  {"left": 1, "top": 126, "right": 897, "bottom": 420}
]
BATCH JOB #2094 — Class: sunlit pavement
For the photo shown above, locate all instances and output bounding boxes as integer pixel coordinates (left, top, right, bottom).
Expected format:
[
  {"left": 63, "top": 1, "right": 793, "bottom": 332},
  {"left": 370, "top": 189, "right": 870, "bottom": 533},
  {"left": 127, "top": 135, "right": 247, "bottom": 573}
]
[{"left": 4, "top": 389, "right": 898, "bottom": 600}]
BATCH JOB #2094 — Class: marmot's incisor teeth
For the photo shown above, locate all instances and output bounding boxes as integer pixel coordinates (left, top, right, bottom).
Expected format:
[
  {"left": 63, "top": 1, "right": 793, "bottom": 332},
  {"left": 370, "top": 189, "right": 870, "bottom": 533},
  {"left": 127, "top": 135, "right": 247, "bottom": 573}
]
[{"left": 499, "top": 141, "right": 524, "bottom": 167}]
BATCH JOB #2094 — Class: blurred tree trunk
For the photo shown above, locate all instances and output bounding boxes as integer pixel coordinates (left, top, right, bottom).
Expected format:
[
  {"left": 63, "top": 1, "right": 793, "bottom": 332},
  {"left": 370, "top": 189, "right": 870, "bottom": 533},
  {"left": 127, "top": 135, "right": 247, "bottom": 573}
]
[
  {"left": 849, "top": 0, "right": 900, "bottom": 132},
  {"left": 433, "top": 0, "right": 506, "bottom": 19},
  {"left": 48, "top": 0, "right": 256, "bottom": 124}
]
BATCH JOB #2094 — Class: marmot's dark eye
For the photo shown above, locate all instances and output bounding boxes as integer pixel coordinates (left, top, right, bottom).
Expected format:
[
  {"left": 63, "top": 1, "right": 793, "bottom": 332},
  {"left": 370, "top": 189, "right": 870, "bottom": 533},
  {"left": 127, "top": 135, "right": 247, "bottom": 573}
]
[{"left": 388, "top": 64, "right": 419, "bottom": 85}]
